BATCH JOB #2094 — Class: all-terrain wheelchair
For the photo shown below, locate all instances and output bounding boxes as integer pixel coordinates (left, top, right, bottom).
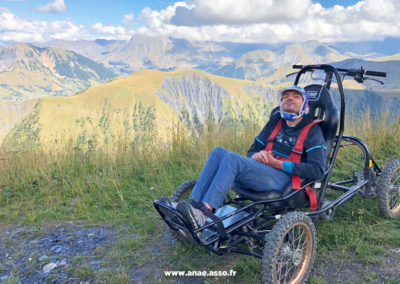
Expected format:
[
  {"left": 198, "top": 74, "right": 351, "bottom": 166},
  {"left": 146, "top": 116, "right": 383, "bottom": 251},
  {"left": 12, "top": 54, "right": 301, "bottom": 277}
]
[{"left": 154, "top": 64, "right": 400, "bottom": 283}]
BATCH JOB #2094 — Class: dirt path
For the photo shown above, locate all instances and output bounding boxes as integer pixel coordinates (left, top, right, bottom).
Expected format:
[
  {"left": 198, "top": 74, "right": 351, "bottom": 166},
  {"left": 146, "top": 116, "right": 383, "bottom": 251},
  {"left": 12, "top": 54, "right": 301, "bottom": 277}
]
[{"left": 1, "top": 223, "right": 399, "bottom": 283}]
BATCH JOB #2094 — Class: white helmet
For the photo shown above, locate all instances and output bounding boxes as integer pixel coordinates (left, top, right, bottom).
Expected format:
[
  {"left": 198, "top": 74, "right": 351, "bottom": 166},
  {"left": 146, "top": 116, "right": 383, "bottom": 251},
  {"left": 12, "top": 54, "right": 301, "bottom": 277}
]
[{"left": 279, "top": 85, "right": 309, "bottom": 121}]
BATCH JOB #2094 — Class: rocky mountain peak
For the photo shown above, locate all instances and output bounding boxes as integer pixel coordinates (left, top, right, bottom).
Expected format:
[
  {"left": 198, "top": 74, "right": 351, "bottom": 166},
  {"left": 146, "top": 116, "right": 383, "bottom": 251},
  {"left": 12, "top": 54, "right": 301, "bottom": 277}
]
[
  {"left": 0, "top": 43, "right": 116, "bottom": 100},
  {"left": 302, "top": 40, "right": 322, "bottom": 50},
  {"left": 155, "top": 72, "right": 230, "bottom": 123}
]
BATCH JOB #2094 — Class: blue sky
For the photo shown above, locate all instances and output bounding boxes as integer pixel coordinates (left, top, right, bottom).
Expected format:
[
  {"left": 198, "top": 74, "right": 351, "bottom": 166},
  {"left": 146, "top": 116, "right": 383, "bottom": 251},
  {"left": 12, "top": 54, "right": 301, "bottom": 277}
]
[
  {"left": 0, "top": 0, "right": 399, "bottom": 43},
  {"left": 316, "top": 0, "right": 360, "bottom": 8}
]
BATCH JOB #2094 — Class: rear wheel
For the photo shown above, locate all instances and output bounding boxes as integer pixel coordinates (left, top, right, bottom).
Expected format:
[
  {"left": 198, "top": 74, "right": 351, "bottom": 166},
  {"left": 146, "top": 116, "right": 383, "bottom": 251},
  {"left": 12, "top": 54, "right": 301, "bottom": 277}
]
[
  {"left": 262, "top": 211, "right": 316, "bottom": 284},
  {"left": 377, "top": 159, "right": 400, "bottom": 219},
  {"left": 169, "top": 179, "right": 197, "bottom": 242}
]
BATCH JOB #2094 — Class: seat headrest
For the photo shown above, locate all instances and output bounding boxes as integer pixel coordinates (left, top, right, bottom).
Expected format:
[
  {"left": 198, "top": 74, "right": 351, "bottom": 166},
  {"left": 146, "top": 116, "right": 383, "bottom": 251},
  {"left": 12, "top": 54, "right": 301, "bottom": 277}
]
[
  {"left": 304, "top": 84, "right": 339, "bottom": 156},
  {"left": 305, "top": 84, "right": 335, "bottom": 121}
]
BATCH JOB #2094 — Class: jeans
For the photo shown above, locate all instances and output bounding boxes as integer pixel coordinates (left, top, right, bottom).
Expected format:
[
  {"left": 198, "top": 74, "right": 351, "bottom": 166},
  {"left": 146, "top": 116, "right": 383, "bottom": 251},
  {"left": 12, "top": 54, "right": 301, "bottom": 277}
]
[{"left": 191, "top": 147, "right": 291, "bottom": 209}]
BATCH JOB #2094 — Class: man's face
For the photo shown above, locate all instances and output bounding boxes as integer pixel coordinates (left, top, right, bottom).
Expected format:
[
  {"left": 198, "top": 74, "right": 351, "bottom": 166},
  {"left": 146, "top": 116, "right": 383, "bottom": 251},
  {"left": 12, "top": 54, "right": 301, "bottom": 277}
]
[{"left": 281, "top": 90, "right": 304, "bottom": 114}]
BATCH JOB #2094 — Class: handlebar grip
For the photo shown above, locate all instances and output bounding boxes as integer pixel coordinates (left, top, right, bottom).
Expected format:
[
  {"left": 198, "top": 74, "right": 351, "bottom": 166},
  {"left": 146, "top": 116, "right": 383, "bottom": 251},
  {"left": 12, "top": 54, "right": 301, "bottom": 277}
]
[
  {"left": 292, "top": 65, "right": 303, "bottom": 69},
  {"left": 365, "top": 70, "right": 386, "bottom": 77}
]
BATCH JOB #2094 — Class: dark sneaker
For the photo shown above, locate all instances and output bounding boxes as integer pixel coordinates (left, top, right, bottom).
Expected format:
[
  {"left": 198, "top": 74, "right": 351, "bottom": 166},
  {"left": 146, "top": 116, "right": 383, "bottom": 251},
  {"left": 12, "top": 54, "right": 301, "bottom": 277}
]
[
  {"left": 176, "top": 201, "right": 207, "bottom": 229},
  {"left": 158, "top": 196, "right": 177, "bottom": 218}
]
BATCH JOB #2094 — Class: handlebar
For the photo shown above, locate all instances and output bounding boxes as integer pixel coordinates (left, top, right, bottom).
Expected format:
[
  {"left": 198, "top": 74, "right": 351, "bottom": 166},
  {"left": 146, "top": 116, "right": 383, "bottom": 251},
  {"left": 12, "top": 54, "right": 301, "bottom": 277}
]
[
  {"left": 365, "top": 70, "right": 386, "bottom": 77},
  {"left": 292, "top": 64, "right": 386, "bottom": 84}
]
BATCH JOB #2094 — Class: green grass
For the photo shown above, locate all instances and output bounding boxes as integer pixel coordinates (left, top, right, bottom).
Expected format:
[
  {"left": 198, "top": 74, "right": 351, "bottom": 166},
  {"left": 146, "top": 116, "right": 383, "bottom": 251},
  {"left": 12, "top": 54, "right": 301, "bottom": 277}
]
[
  {"left": 0, "top": 120, "right": 257, "bottom": 227},
  {"left": 316, "top": 197, "right": 399, "bottom": 262},
  {"left": 94, "top": 269, "right": 131, "bottom": 283},
  {"left": 3, "top": 266, "right": 19, "bottom": 284},
  {"left": 66, "top": 265, "right": 95, "bottom": 281},
  {"left": 0, "top": 112, "right": 399, "bottom": 282}
]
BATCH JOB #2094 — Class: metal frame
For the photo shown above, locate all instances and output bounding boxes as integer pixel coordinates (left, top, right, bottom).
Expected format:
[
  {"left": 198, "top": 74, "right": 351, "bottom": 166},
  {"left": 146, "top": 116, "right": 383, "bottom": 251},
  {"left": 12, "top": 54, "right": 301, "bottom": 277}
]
[{"left": 154, "top": 64, "right": 386, "bottom": 261}]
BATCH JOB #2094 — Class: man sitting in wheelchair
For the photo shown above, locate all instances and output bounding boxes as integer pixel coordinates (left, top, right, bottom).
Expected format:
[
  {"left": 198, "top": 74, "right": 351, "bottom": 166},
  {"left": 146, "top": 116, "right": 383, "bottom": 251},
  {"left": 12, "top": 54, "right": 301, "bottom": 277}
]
[{"left": 161, "top": 85, "right": 327, "bottom": 230}]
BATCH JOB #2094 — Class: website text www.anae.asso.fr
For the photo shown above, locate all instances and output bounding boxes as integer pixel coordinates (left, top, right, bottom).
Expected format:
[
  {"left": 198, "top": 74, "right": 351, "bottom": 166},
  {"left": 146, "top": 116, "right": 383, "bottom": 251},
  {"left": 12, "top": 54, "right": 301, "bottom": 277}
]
[{"left": 164, "top": 270, "right": 237, "bottom": 277}]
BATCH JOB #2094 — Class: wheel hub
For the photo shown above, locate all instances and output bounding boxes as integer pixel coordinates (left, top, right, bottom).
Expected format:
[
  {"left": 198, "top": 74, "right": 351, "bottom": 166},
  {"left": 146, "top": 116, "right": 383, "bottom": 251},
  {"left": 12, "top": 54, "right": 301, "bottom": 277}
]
[
  {"left": 281, "top": 245, "right": 304, "bottom": 266},
  {"left": 292, "top": 249, "right": 303, "bottom": 266}
]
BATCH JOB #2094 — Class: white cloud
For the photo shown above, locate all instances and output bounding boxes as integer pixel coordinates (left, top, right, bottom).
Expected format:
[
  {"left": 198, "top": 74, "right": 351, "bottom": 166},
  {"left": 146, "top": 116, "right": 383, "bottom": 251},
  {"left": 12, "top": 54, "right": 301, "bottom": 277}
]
[
  {"left": 137, "top": 0, "right": 400, "bottom": 43},
  {"left": 123, "top": 13, "right": 134, "bottom": 22},
  {"left": 0, "top": 8, "right": 133, "bottom": 42},
  {"left": 92, "top": 22, "right": 126, "bottom": 35},
  {"left": 0, "top": 0, "right": 399, "bottom": 44},
  {"left": 170, "top": 0, "right": 311, "bottom": 25},
  {"left": 36, "top": 0, "right": 66, "bottom": 14}
]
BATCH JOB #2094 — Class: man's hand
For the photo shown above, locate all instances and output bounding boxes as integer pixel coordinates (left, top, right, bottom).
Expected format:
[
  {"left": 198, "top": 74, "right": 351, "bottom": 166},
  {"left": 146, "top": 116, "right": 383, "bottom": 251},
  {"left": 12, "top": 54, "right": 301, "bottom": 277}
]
[
  {"left": 251, "top": 151, "right": 283, "bottom": 170},
  {"left": 252, "top": 150, "right": 270, "bottom": 164}
]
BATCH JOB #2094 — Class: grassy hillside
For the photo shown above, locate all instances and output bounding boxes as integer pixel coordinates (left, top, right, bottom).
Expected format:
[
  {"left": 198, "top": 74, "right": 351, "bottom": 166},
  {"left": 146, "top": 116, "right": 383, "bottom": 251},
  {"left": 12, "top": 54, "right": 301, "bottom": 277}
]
[
  {"left": 0, "top": 111, "right": 399, "bottom": 283},
  {"left": 3, "top": 66, "right": 398, "bottom": 154},
  {"left": 0, "top": 100, "right": 37, "bottom": 142},
  {"left": 2, "top": 69, "right": 279, "bottom": 152}
]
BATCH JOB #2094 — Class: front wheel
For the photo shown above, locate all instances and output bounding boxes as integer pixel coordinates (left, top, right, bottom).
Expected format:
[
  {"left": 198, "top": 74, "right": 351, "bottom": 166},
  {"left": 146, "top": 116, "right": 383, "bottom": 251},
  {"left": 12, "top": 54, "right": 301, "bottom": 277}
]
[
  {"left": 377, "top": 159, "right": 400, "bottom": 219},
  {"left": 171, "top": 179, "right": 196, "bottom": 203},
  {"left": 262, "top": 211, "right": 316, "bottom": 284}
]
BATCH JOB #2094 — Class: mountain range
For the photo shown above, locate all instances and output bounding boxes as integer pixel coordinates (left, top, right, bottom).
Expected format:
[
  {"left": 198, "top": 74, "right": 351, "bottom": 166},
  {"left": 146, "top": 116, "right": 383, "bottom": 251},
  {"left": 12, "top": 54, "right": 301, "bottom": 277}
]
[
  {"left": 38, "top": 36, "right": 400, "bottom": 91},
  {"left": 41, "top": 35, "right": 234, "bottom": 75},
  {"left": 213, "top": 40, "right": 350, "bottom": 81},
  {"left": 0, "top": 36, "right": 396, "bottom": 101},
  {"left": 38, "top": 36, "right": 400, "bottom": 76},
  {"left": 0, "top": 35, "right": 399, "bottom": 148},
  {"left": 0, "top": 43, "right": 116, "bottom": 100}
]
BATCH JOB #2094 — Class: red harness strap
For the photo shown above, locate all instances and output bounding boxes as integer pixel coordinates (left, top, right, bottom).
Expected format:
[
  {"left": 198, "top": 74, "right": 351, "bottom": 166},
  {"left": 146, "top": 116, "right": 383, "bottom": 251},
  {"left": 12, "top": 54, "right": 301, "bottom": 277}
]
[
  {"left": 265, "top": 119, "right": 282, "bottom": 152},
  {"left": 305, "top": 186, "right": 318, "bottom": 211},
  {"left": 265, "top": 118, "right": 322, "bottom": 210}
]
